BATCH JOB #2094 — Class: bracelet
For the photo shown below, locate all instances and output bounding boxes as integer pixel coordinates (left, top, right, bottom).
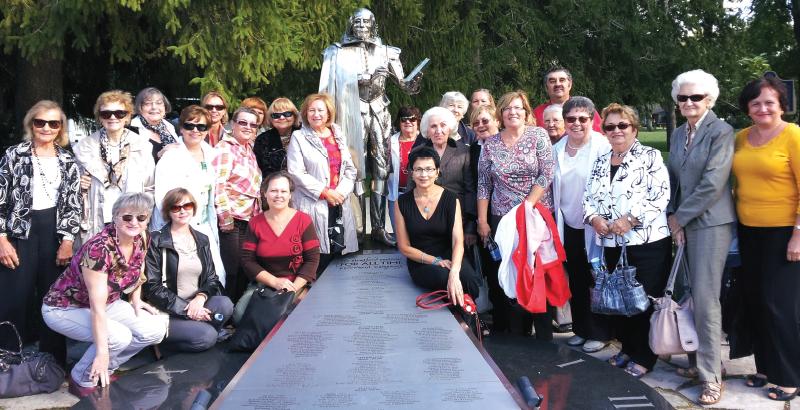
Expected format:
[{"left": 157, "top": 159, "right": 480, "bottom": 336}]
[{"left": 431, "top": 256, "right": 442, "bottom": 265}]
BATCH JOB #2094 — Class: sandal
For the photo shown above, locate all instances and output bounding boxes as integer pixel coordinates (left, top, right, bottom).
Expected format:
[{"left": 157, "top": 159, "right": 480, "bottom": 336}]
[
  {"left": 698, "top": 381, "right": 723, "bottom": 405},
  {"left": 768, "top": 387, "right": 799, "bottom": 401},
  {"left": 745, "top": 374, "right": 768, "bottom": 388},
  {"left": 608, "top": 353, "right": 630, "bottom": 368},
  {"left": 623, "top": 362, "right": 648, "bottom": 378}
]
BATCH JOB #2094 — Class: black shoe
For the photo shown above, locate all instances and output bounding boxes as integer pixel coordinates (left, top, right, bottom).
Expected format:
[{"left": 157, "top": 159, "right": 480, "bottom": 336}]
[{"left": 553, "top": 323, "right": 573, "bottom": 333}]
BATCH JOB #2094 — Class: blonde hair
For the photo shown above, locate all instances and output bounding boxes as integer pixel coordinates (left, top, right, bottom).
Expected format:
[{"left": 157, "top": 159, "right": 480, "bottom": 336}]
[
  {"left": 300, "top": 93, "right": 336, "bottom": 127},
  {"left": 201, "top": 91, "right": 229, "bottom": 124},
  {"left": 495, "top": 90, "right": 535, "bottom": 127},
  {"left": 268, "top": 97, "right": 301, "bottom": 128},
  {"left": 23, "top": 100, "right": 69, "bottom": 147},
  {"left": 601, "top": 103, "right": 641, "bottom": 131},
  {"left": 93, "top": 90, "right": 134, "bottom": 125}
]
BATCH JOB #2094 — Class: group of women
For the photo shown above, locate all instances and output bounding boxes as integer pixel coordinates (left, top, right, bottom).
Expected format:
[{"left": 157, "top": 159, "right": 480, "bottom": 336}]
[{"left": 1, "top": 71, "right": 797, "bottom": 404}]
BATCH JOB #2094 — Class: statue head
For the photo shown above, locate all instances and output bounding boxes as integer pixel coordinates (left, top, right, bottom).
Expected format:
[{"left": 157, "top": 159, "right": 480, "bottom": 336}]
[{"left": 347, "top": 8, "right": 376, "bottom": 41}]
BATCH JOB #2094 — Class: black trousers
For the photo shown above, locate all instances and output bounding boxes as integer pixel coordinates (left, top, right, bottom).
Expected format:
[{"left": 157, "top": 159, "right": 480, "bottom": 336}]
[
  {"left": 603, "top": 237, "right": 671, "bottom": 370},
  {"left": 738, "top": 224, "right": 800, "bottom": 386},
  {"left": 408, "top": 258, "right": 481, "bottom": 299},
  {"left": 486, "top": 213, "right": 553, "bottom": 339},
  {"left": 0, "top": 208, "right": 66, "bottom": 366},
  {"left": 564, "top": 225, "right": 612, "bottom": 341},
  {"left": 220, "top": 219, "right": 249, "bottom": 304}
]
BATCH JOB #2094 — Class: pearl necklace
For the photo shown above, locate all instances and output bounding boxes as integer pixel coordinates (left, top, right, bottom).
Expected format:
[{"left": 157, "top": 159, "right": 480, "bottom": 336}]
[{"left": 32, "top": 145, "right": 61, "bottom": 202}]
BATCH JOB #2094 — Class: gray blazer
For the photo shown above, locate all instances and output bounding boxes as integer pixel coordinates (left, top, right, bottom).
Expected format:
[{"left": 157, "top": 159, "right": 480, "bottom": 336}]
[{"left": 666, "top": 109, "right": 736, "bottom": 230}]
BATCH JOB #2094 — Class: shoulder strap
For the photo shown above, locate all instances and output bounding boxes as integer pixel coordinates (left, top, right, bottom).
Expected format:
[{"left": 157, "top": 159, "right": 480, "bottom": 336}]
[{"left": 662, "top": 245, "right": 685, "bottom": 296}]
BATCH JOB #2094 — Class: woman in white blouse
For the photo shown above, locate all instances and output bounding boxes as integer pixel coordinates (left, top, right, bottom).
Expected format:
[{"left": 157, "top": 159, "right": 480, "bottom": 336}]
[
  {"left": 154, "top": 105, "right": 225, "bottom": 284},
  {"left": 583, "top": 103, "right": 671, "bottom": 378},
  {"left": 552, "top": 97, "right": 612, "bottom": 354}
]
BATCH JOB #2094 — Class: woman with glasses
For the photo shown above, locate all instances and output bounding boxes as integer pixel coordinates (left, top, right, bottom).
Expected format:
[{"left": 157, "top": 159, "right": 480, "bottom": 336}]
[
  {"left": 553, "top": 97, "right": 612, "bottom": 353},
  {"left": 584, "top": 103, "right": 671, "bottom": 378},
  {"left": 395, "top": 146, "right": 480, "bottom": 306},
  {"left": 253, "top": 97, "right": 301, "bottom": 176},
  {"left": 468, "top": 105, "right": 500, "bottom": 183},
  {"left": 42, "top": 193, "right": 165, "bottom": 397},
  {"left": 154, "top": 105, "right": 226, "bottom": 284},
  {"left": 387, "top": 106, "right": 422, "bottom": 237},
  {"left": 665, "top": 70, "right": 734, "bottom": 405},
  {"left": 477, "top": 90, "right": 555, "bottom": 338},
  {"left": 129, "top": 87, "right": 179, "bottom": 162},
  {"left": 0, "top": 100, "right": 82, "bottom": 367},
  {"left": 201, "top": 91, "right": 230, "bottom": 147},
  {"left": 73, "top": 90, "right": 155, "bottom": 245},
  {"left": 212, "top": 107, "right": 262, "bottom": 303},
  {"left": 286, "top": 93, "right": 358, "bottom": 274},
  {"left": 143, "top": 188, "right": 232, "bottom": 352}
]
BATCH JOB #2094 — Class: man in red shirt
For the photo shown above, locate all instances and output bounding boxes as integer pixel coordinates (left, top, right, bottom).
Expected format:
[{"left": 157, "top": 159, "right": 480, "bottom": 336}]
[{"left": 533, "top": 67, "right": 602, "bottom": 133}]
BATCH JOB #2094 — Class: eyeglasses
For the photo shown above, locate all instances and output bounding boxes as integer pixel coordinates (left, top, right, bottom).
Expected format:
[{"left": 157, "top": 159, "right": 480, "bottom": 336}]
[
  {"left": 120, "top": 214, "right": 148, "bottom": 223},
  {"left": 400, "top": 116, "right": 417, "bottom": 123},
  {"left": 565, "top": 116, "right": 591, "bottom": 124},
  {"left": 472, "top": 118, "right": 491, "bottom": 127},
  {"left": 170, "top": 203, "right": 196, "bottom": 213},
  {"left": 182, "top": 122, "right": 209, "bottom": 132},
  {"left": 99, "top": 110, "right": 129, "bottom": 120},
  {"left": 603, "top": 123, "right": 632, "bottom": 132},
  {"left": 32, "top": 119, "right": 62, "bottom": 129},
  {"left": 412, "top": 167, "right": 437, "bottom": 175},
  {"left": 204, "top": 104, "right": 226, "bottom": 111},
  {"left": 503, "top": 106, "right": 525, "bottom": 112},
  {"left": 270, "top": 111, "right": 294, "bottom": 119},
  {"left": 676, "top": 94, "right": 706, "bottom": 103},
  {"left": 235, "top": 120, "right": 259, "bottom": 129}
]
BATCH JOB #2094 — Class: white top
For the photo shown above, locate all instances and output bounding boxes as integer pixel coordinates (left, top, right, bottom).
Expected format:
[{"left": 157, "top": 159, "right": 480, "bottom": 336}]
[
  {"left": 31, "top": 156, "right": 60, "bottom": 210},
  {"left": 558, "top": 145, "right": 591, "bottom": 229}
]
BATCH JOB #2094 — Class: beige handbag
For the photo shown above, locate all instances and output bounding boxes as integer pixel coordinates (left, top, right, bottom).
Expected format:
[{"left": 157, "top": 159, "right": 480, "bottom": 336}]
[{"left": 649, "top": 245, "right": 698, "bottom": 355}]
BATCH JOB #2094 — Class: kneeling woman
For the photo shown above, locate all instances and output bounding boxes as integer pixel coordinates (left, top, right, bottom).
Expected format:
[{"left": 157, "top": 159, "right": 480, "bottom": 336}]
[
  {"left": 242, "top": 171, "right": 320, "bottom": 297},
  {"left": 41, "top": 193, "right": 166, "bottom": 395},
  {"left": 395, "top": 146, "right": 480, "bottom": 307},
  {"left": 143, "top": 188, "right": 233, "bottom": 352}
]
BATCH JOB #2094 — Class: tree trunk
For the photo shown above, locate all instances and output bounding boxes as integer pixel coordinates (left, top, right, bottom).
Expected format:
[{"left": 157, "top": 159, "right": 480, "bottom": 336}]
[
  {"left": 663, "top": 101, "right": 676, "bottom": 149},
  {"left": 14, "top": 54, "right": 63, "bottom": 140}
]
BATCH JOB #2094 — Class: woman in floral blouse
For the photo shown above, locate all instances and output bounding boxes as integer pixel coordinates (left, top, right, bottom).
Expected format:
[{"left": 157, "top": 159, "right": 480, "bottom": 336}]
[
  {"left": 477, "top": 90, "right": 555, "bottom": 338},
  {"left": 42, "top": 193, "right": 165, "bottom": 397}
]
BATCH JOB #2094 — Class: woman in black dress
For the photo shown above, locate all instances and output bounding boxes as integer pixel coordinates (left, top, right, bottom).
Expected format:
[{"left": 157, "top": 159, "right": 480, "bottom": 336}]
[{"left": 394, "top": 146, "right": 480, "bottom": 306}]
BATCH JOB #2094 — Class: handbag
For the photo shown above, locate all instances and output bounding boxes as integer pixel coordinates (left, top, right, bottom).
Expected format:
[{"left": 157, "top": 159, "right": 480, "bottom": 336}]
[
  {"left": 0, "top": 321, "right": 65, "bottom": 398},
  {"left": 227, "top": 286, "right": 296, "bottom": 352},
  {"left": 590, "top": 242, "right": 651, "bottom": 316},
  {"left": 649, "top": 245, "right": 698, "bottom": 355},
  {"left": 416, "top": 290, "right": 481, "bottom": 343},
  {"left": 327, "top": 205, "right": 346, "bottom": 254}
]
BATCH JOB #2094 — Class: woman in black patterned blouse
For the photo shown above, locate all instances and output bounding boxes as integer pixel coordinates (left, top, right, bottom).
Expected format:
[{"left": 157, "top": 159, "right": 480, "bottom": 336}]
[
  {"left": 0, "top": 100, "right": 82, "bottom": 366},
  {"left": 253, "top": 97, "right": 301, "bottom": 176}
]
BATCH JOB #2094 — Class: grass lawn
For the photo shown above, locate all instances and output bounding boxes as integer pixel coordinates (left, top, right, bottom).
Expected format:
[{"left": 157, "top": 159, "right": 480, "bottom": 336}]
[{"left": 638, "top": 129, "right": 669, "bottom": 160}]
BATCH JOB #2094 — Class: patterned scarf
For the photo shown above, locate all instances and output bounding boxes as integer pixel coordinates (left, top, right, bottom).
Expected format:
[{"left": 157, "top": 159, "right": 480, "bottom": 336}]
[
  {"left": 99, "top": 128, "right": 131, "bottom": 189},
  {"left": 136, "top": 115, "right": 177, "bottom": 145}
]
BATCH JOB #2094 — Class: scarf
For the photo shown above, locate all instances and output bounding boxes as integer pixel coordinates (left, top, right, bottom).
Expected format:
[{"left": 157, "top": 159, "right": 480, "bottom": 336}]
[
  {"left": 136, "top": 115, "right": 177, "bottom": 145},
  {"left": 99, "top": 128, "right": 131, "bottom": 189}
]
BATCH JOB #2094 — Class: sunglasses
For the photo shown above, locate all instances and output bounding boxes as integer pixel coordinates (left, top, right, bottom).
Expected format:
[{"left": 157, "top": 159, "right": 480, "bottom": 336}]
[
  {"left": 236, "top": 120, "right": 259, "bottom": 129},
  {"left": 120, "top": 214, "right": 148, "bottom": 222},
  {"left": 32, "top": 119, "right": 62, "bottom": 129},
  {"left": 400, "top": 116, "right": 417, "bottom": 123},
  {"left": 603, "top": 123, "right": 632, "bottom": 132},
  {"left": 270, "top": 111, "right": 294, "bottom": 119},
  {"left": 182, "top": 122, "right": 209, "bottom": 132},
  {"left": 99, "top": 110, "right": 129, "bottom": 120},
  {"left": 170, "top": 202, "right": 196, "bottom": 213},
  {"left": 565, "top": 116, "right": 591, "bottom": 124},
  {"left": 472, "top": 118, "right": 491, "bottom": 127},
  {"left": 676, "top": 94, "right": 706, "bottom": 103},
  {"left": 204, "top": 104, "right": 226, "bottom": 111}
]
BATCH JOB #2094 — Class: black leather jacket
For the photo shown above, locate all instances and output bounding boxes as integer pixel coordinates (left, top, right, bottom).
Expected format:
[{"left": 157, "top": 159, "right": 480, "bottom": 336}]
[{"left": 143, "top": 224, "right": 225, "bottom": 317}]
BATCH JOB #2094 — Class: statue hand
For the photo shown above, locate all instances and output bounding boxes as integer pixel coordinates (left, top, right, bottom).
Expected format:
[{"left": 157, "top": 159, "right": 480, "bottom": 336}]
[{"left": 405, "top": 72, "right": 423, "bottom": 94}]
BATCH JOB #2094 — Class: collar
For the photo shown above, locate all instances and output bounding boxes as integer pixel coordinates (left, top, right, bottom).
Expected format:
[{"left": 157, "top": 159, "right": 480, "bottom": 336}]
[
  {"left": 688, "top": 110, "right": 710, "bottom": 134},
  {"left": 424, "top": 138, "right": 458, "bottom": 148}
]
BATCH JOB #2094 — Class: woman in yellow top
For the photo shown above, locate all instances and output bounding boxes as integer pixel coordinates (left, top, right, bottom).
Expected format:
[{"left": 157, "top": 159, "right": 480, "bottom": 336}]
[{"left": 732, "top": 76, "right": 800, "bottom": 402}]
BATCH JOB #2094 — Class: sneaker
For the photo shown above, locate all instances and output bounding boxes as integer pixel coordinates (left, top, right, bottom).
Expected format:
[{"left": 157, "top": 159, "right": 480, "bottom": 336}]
[
  {"left": 581, "top": 340, "right": 609, "bottom": 353},
  {"left": 566, "top": 335, "right": 586, "bottom": 346}
]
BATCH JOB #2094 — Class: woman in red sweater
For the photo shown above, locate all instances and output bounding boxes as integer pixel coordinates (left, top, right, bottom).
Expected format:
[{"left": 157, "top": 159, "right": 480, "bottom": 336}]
[{"left": 242, "top": 171, "right": 320, "bottom": 298}]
